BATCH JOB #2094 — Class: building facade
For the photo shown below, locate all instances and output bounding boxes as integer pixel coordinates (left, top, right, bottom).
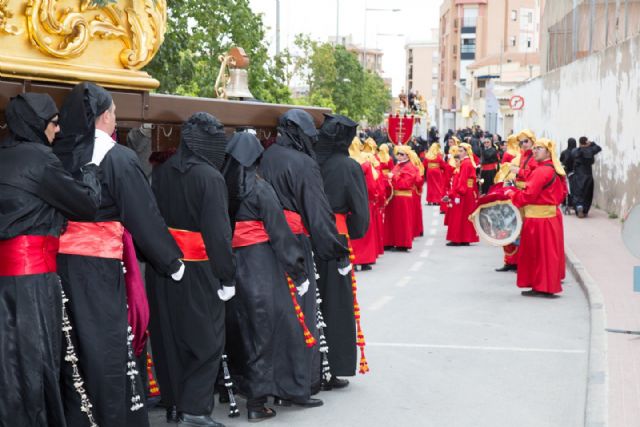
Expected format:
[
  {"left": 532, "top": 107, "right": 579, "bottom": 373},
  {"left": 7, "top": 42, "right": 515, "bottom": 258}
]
[
  {"left": 405, "top": 29, "right": 440, "bottom": 116},
  {"left": 437, "top": 0, "right": 541, "bottom": 132}
]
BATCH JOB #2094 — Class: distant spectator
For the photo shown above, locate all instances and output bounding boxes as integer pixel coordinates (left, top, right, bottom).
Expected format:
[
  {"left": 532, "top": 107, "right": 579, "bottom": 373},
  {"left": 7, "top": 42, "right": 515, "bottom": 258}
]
[{"left": 570, "top": 136, "right": 602, "bottom": 218}]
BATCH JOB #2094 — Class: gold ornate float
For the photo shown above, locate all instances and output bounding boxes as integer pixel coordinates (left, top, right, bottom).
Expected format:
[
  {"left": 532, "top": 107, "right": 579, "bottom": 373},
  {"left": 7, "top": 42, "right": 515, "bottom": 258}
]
[{"left": 0, "top": 0, "right": 166, "bottom": 89}]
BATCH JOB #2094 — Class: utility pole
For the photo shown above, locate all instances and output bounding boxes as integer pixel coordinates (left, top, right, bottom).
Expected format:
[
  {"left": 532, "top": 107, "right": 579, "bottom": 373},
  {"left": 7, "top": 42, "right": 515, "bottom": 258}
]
[
  {"left": 336, "top": 0, "right": 340, "bottom": 45},
  {"left": 276, "top": 0, "right": 281, "bottom": 55}
]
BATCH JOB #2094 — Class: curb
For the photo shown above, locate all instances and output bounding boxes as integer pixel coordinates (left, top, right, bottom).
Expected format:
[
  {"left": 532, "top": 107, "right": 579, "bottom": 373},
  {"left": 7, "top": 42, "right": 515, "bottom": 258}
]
[{"left": 565, "top": 246, "right": 608, "bottom": 427}]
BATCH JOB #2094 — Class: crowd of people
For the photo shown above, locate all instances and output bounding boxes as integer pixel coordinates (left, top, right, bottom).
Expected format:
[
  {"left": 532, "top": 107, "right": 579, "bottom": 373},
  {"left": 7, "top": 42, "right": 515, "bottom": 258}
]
[{"left": 0, "top": 81, "right": 591, "bottom": 427}]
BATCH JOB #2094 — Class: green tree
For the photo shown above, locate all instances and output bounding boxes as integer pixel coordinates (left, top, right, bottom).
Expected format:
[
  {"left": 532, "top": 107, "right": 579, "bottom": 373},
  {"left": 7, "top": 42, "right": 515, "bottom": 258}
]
[
  {"left": 290, "top": 35, "right": 391, "bottom": 125},
  {"left": 145, "top": 0, "right": 290, "bottom": 103}
]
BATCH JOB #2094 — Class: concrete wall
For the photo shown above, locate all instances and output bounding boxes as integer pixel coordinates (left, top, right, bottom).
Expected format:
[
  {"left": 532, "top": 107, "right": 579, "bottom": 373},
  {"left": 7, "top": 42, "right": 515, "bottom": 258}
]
[{"left": 513, "top": 33, "right": 640, "bottom": 217}]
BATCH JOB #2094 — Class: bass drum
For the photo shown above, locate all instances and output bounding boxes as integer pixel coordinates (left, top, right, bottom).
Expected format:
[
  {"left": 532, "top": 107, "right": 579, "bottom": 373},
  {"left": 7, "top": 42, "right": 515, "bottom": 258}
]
[{"left": 470, "top": 200, "right": 522, "bottom": 246}]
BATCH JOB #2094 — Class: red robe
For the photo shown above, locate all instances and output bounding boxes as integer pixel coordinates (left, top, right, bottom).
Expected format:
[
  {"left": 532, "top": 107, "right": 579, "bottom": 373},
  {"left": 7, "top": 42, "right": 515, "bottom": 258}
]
[
  {"left": 424, "top": 154, "right": 447, "bottom": 203},
  {"left": 374, "top": 162, "right": 388, "bottom": 255},
  {"left": 384, "top": 161, "right": 420, "bottom": 249},
  {"left": 510, "top": 160, "right": 567, "bottom": 294},
  {"left": 445, "top": 158, "right": 479, "bottom": 244},
  {"left": 351, "top": 161, "right": 379, "bottom": 265}
]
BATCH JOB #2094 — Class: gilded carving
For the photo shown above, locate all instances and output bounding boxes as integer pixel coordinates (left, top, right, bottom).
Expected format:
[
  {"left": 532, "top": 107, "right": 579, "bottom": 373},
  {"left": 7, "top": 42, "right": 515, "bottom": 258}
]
[
  {"left": 0, "top": 0, "right": 23, "bottom": 35},
  {"left": 23, "top": 0, "right": 166, "bottom": 70}
]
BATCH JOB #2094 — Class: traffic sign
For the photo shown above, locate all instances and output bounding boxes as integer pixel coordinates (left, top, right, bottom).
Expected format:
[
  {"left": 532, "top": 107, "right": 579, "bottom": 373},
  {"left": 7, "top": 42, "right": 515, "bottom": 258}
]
[{"left": 509, "top": 95, "right": 525, "bottom": 110}]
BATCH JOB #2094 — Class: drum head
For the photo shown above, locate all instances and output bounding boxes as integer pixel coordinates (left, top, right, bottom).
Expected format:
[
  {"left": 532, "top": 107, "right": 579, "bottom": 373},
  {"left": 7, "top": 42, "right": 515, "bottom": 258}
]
[
  {"left": 472, "top": 200, "right": 522, "bottom": 246},
  {"left": 622, "top": 204, "right": 640, "bottom": 258}
]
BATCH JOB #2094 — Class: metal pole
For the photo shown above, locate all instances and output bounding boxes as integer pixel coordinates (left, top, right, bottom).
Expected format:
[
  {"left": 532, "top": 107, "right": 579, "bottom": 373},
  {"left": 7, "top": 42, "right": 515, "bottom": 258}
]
[
  {"left": 336, "top": 0, "right": 340, "bottom": 45},
  {"left": 276, "top": 0, "right": 281, "bottom": 55},
  {"left": 605, "top": 0, "right": 609, "bottom": 47},
  {"left": 363, "top": 0, "right": 367, "bottom": 69},
  {"left": 589, "top": 0, "right": 595, "bottom": 54}
]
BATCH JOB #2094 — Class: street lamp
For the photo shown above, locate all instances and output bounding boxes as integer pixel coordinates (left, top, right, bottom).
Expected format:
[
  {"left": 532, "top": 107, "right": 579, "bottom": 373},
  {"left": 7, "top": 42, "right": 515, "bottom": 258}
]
[{"left": 363, "top": 4, "right": 401, "bottom": 70}]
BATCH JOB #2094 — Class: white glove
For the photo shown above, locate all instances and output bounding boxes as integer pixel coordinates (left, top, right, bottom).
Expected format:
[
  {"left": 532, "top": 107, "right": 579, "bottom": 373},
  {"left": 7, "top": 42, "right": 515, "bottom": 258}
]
[
  {"left": 297, "top": 279, "right": 310, "bottom": 296},
  {"left": 91, "top": 136, "right": 115, "bottom": 166},
  {"left": 454, "top": 197, "right": 460, "bottom": 205},
  {"left": 217, "top": 286, "right": 236, "bottom": 301},
  {"left": 338, "top": 263, "right": 352, "bottom": 276},
  {"left": 171, "top": 261, "right": 185, "bottom": 281}
]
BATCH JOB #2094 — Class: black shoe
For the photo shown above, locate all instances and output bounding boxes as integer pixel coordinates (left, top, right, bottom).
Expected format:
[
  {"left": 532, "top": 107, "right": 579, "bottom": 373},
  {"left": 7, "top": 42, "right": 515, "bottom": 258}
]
[
  {"left": 291, "top": 397, "right": 323, "bottom": 408},
  {"left": 577, "top": 206, "right": 585, "bottom": 218},
  {"left": 495, "top": 264, "right": 517, "bottom": 272},
  {"left": 446, "top": 242, "right": 459, "bottom": 246},
  {"left": 247, "top": 407, "right": 276, "bottom": 423},
  {"left": 395, "top": 247, "right": 409, "bottom": 252},
  {"left": 178, "top": 413, "right": 225, "bottom": 427},
  {"left": 459, "top": 242, "right": 470, "bottom": 246},
  {"left": 360, "top": 264, "right": 373, "bottom": 271},
  {"left": 521, "top": 289, "right": 560, "bottom": 298},
  {"left": 167, "top": 406, "right": 179, "bottom": 423},
  {"left": 321, "top": 377, "right": 350, "bottom": 391}
]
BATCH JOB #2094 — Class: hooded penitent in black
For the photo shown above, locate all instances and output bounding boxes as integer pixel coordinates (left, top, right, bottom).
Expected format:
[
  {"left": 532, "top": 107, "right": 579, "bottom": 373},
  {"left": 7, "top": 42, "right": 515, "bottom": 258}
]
[
  {"left": 259, "top": 109, "right": 351, "bottom": 394},
  {"left": 223, "top": 131, "right": 313, "bottom": 412},
  {"left": 146, "top": 112, "right": 235, "bottom": 419},
  {"left": 570, "top": 139, "right": 602, "bottom": 215},
  {"left": 315, "top": 113, "right": 369, "bottom": 377},
  {"left": 480, "top": 142, "right": 499, "bottom": 195},
  {"left": 54, "top": 82, "right": 183, "bottom": 427},
  {"left": 0, "top": 93, "right": 101, "bottom": 427}
]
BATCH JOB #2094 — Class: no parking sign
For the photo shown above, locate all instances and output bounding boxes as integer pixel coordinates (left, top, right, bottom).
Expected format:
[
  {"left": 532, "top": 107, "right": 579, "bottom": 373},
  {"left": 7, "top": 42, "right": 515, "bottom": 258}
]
[{"left": 509, "top": 95, "right": 525, "bottom": 110}]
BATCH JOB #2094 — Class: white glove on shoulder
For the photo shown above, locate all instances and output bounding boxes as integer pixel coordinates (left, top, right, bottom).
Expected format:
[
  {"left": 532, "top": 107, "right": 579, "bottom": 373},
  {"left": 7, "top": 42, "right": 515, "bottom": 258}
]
[
  {"left": 171, "top": 261, "right": 185, "bottom": 281},
  {"left": 217, "top": 285, "right": 236, "bottom": 301},
  {"left": 454, "top": 197, "right": 460, "bottom": 205},
  {"left": 296, "top": 279, "right": 310, "bottom": 296}
]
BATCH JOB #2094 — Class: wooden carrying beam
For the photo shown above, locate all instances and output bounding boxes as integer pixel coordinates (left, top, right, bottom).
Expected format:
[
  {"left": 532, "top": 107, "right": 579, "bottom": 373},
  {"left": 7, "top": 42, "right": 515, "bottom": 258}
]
[{"left": 0, "top": 78, "right": 330, "bottom": 148}]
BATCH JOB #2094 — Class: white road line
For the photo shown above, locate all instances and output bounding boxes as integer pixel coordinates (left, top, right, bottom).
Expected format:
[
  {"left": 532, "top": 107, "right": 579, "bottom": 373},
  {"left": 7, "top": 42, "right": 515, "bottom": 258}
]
[
  {"left": 431, "top": 219, "right": 439, "bottom": 226},
  {"left": 420, "top": 249, "right": 430, "bottom": 258},
  {"left": 367, "top": 342, "right": 586, "bottom": 354},
  {"left": 395, "top": 276, "right": 412, "bottom": 288},
  {"left": 409, "top": 261, "right": 424, "bottom": 272},
  {"left": 429, "top": 229, "right": 437, "bottom": 236},
  {"left": 368, "top": 296, "right": 394, "bottom": 311},
  {"left": 425, "top": 238, "right": 435, "bottom": 246}
]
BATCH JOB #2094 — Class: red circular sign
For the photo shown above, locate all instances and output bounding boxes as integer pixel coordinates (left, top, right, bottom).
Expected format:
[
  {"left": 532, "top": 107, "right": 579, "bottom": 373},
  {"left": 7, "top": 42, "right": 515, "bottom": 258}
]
[{"left": 509, "top": 95, "right": 525, "bottom": 110}]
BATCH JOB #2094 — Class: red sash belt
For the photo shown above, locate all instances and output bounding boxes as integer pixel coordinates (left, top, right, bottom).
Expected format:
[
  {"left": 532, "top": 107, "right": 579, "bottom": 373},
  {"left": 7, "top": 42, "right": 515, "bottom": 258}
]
[
  {"left": 0, "top": 235, "right": 59, "bottom": 276},
  {"left": 232, "top": 221, "right": 269, "bottom": 248},
  {"left": 284, "top": 210, "right": 309, "bottom": 236},
  {"left": 168, "top": 228, "right": 208, "bottom": 261},
  {"left": 334, "top": 213, "right": 348, "bottom": 236},
  {"left": 481, "top": 162, "right": 498, "bottom": 171},
  {"left": 59, "top": 221, "right": 124, "bottom": 260}
]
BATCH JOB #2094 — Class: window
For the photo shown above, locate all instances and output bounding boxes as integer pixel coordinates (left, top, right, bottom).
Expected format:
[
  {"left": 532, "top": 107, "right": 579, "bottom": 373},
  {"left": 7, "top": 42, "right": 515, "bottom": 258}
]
[
  {"left": 461, "top": 38, "right": 476, "bottom": 53},
  {"left": 432, "top": 66, "right": 438, "bottom": 75},
  {"left": 452, "top": 69, "right": 457, "bottom": 79},
  {"left": 510, "top": 36, "right": 516, "bottom": 47},
  {"left": 511, "top": 10, "right": 517, "bottom": 21},
  {"left": 527, "top": 36, "right": 532, "bottom": 48}
]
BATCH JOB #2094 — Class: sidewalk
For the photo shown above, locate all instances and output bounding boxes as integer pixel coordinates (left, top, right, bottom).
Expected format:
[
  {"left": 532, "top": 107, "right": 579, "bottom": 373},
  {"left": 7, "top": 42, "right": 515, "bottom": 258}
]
[{"left": 564, "top": 207, "right": 640, "bottom": 427}]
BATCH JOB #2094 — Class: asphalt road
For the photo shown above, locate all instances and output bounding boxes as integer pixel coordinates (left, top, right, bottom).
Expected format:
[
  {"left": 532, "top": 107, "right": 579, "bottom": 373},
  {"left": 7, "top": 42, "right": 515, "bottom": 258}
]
[{"left": 150, "top": 204, "right": 588, "bottom": 427}]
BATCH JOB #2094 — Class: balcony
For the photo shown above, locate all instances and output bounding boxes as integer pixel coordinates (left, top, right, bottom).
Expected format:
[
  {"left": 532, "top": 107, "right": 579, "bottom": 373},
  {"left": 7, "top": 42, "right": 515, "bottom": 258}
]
[{"left": 460, "top": 45, "right": 476, "bottom": 60}]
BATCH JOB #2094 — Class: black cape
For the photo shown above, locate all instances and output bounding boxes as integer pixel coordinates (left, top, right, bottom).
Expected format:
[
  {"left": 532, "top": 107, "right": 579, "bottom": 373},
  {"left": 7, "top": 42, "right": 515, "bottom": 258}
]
[
  {"left": 0, "top": 100, "right": 101, "bottom": 425},
  {"left": 259, "top": 140, "right": 350, "bottom": 391},
  {"left": 316, "top": 151, "right": 369, "bottom": 376},
  {"left": 58, "top": 144, "right": 182, "bottom": 427},
  {"left": 480, "top": 146, "right": 499, "bottom": 195},
  {"left": 146, "top": 143, "right": 235, "bottom": 415},
  {"left": 226, "top": 176, "right": 313, "bottom": 401}
]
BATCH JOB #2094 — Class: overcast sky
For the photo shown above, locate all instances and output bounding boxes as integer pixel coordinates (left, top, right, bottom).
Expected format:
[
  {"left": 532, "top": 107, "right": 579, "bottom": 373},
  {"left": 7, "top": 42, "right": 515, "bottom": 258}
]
[{"left": 249, "top": 0, "right": 441, "bottom": 94}]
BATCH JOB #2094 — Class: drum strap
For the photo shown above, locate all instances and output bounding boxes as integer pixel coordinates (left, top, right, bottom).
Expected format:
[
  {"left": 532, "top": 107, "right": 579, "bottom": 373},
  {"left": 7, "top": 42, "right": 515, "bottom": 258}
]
[{"left": 541, "top": 164, "right": 558, "bottom": 190}]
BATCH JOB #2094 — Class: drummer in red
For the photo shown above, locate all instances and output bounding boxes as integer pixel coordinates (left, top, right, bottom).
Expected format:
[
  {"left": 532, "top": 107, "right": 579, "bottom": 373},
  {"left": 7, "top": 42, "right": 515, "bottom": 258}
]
[
  {"left": 505, "top": 138, "right": 567, "bottom": 297},
  {"left": 444, "top": 143, "right": 479, "bottom": 246}
]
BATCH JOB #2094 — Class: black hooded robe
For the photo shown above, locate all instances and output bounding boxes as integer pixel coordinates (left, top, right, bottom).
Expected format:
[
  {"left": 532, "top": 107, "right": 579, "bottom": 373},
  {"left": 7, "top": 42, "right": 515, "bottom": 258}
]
[
  {"left": 146, "top": 141, "right": 235, "bottom": 416},
  {"left": 259, "top": 142, "right": 350, "bottom": 392},
  {"left": 570, "top": 143, "right": 602, "bottom": 215},
  {"left": 315, "top": 115, "right": 369, "bottom": 377},
  {"left": 0, "top": 94, "right": 101, "bottom": 427}
]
